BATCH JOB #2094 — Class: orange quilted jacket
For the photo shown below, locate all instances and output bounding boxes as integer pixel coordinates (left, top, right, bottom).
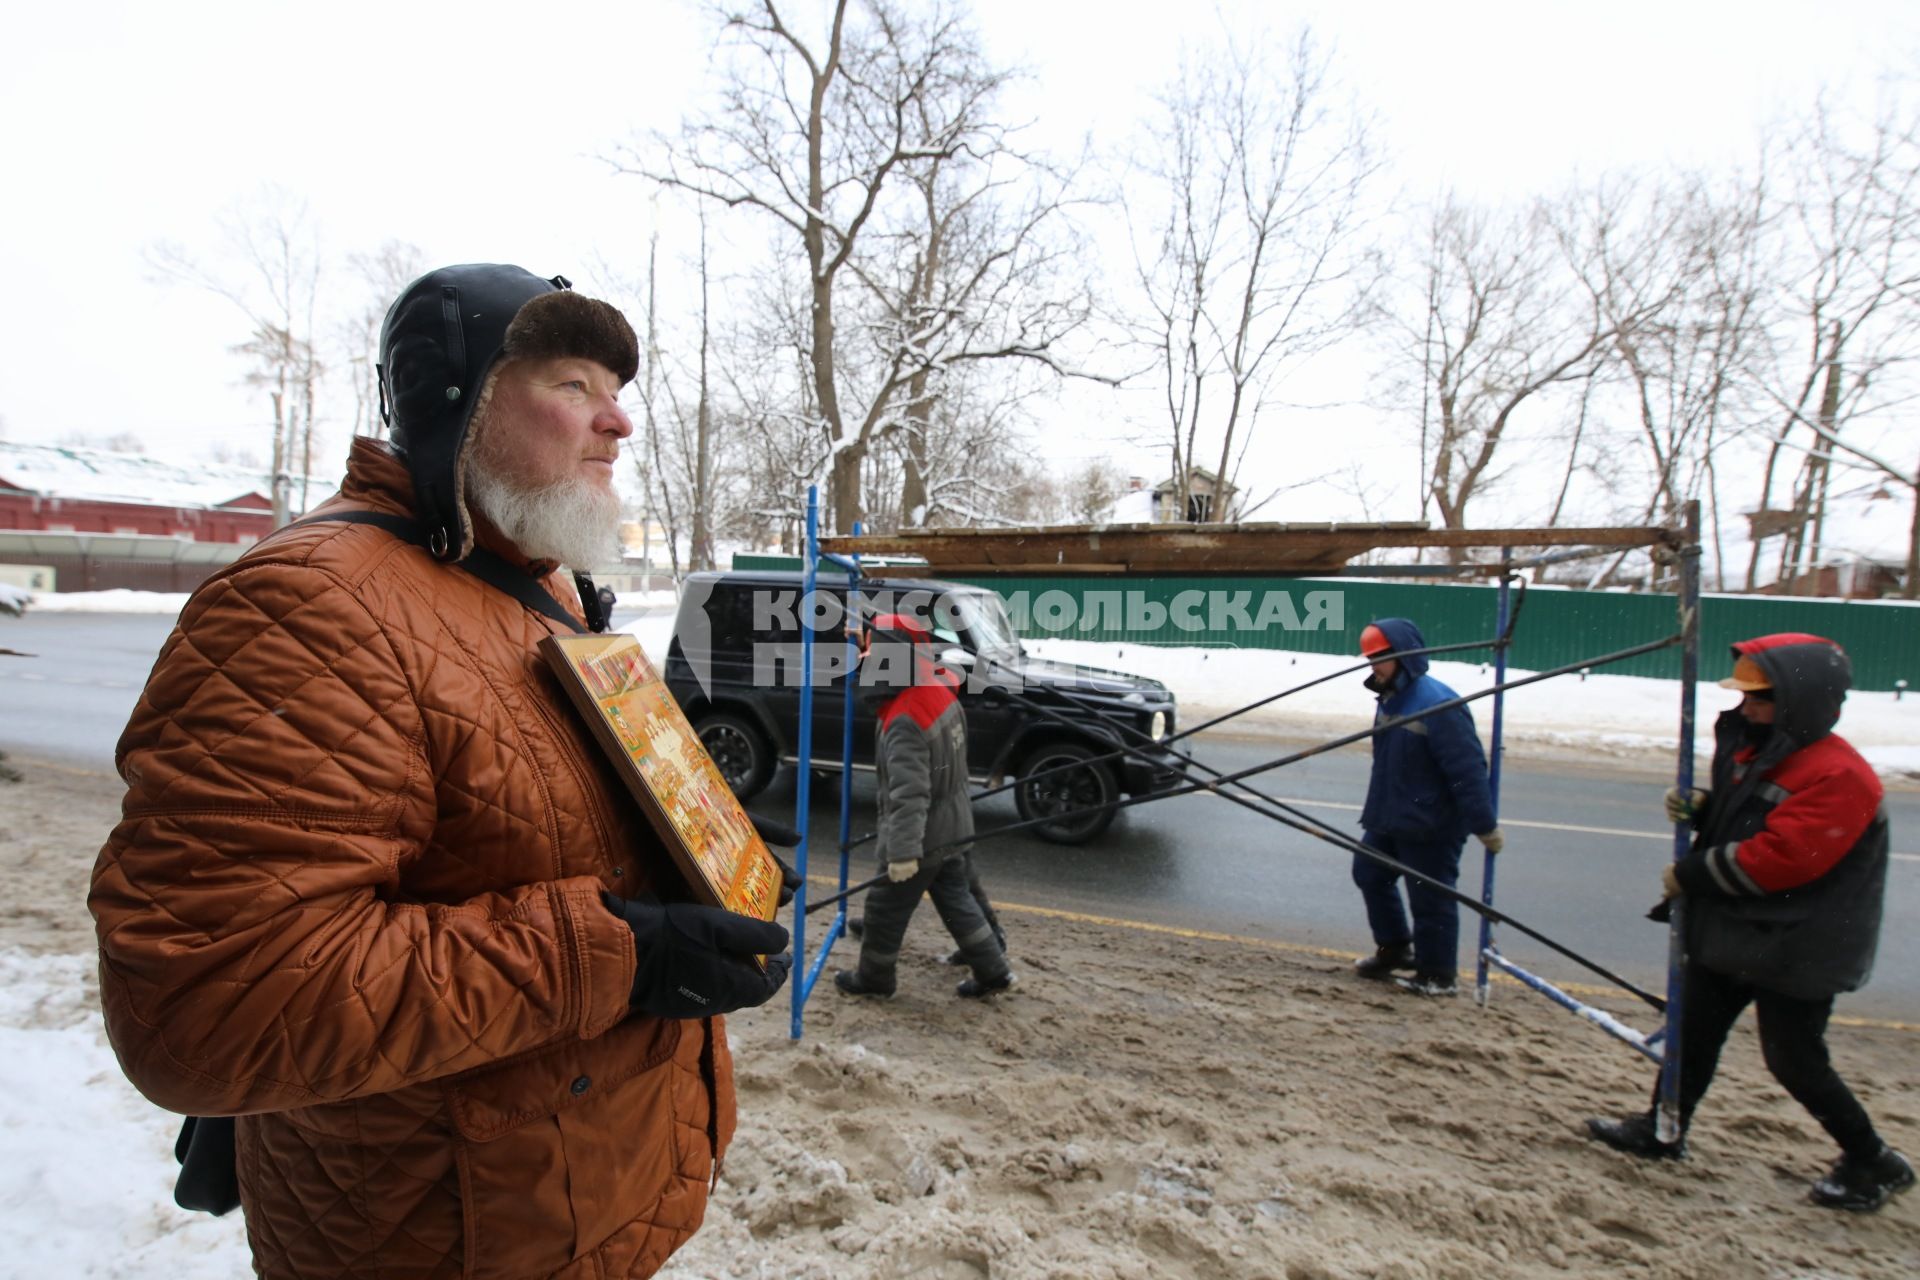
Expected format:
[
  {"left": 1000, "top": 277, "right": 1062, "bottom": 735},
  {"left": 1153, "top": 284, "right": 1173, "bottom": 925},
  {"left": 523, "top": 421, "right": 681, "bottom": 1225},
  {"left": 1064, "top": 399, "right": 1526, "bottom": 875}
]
[{"left": 89, "top": 439, "right": 734, "bottom": 1280}]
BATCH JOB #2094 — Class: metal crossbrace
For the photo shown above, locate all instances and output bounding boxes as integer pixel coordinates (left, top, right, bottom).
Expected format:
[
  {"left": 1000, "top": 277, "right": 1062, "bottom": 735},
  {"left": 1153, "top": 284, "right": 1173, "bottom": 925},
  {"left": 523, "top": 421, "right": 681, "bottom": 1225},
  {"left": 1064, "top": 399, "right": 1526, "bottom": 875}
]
[{"left": 1481, "top": 949, "right": 1664, "bottom": 1062}]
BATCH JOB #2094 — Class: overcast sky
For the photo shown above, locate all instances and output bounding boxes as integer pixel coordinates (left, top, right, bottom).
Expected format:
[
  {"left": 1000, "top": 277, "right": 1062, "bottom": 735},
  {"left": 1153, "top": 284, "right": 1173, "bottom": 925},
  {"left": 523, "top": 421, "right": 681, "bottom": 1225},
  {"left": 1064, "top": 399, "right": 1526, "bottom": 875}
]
[{"left": 3, "top": 0, "right": 1915, "bottom": 520}]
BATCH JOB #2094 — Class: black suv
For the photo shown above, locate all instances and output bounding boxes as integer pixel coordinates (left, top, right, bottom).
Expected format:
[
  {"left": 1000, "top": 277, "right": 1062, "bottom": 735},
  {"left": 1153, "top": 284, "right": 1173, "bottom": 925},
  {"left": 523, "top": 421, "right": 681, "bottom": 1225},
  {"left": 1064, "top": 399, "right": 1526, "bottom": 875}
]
[{"left": 662, "top": 570, "right": 1182, "bottom": 843}]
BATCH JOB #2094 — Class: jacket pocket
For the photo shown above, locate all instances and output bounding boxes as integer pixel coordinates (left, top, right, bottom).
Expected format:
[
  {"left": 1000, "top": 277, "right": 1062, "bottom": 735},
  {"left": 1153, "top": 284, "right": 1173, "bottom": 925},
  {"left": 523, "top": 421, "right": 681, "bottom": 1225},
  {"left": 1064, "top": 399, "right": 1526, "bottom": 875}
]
[{"left": 446, "top": 1017, "right": 681, "bottom": 1280}]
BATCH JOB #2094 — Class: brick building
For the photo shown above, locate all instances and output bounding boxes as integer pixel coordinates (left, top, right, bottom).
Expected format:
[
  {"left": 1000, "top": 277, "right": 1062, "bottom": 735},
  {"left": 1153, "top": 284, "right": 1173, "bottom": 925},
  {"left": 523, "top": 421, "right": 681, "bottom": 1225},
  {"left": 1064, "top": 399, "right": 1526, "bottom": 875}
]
[{"left": 0, "top": 440, "right": 319, "bottom": 592}]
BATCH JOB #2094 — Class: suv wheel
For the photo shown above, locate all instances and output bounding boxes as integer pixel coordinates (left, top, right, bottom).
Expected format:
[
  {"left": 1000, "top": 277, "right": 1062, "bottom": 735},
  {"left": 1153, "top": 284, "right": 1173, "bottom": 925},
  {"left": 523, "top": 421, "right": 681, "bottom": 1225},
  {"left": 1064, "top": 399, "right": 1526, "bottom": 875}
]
[
  {"left": 1014, "top": 741, "right": 1119, "bottom": 844},
  {"left": 695, "top": 711, "right": 774, "bottom": 799}
]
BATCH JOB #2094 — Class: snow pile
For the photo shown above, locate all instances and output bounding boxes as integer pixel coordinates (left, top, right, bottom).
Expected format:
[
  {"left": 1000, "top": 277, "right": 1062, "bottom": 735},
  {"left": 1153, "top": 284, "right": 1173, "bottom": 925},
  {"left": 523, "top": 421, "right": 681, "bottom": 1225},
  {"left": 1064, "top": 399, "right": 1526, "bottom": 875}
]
[
  {"left": 24, "top": 589, "right": 192, "bottom": 615},
  {"left": 0, "top": 581, "right": 30, "bottom": 616},
  {"left": 1021, "top": 637, "right": 1920, "bottom": 779},
  {"left": 0, "top": 951, "right": 250, "bottom": 1276}
]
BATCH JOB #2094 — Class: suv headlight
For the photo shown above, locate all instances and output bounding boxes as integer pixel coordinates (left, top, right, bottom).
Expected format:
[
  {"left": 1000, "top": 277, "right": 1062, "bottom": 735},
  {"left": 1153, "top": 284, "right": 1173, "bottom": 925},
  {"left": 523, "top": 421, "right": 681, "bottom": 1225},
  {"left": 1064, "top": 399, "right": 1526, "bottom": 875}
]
[{"left": 1149, "top": 710, "right": 1166, "bottom": 741}]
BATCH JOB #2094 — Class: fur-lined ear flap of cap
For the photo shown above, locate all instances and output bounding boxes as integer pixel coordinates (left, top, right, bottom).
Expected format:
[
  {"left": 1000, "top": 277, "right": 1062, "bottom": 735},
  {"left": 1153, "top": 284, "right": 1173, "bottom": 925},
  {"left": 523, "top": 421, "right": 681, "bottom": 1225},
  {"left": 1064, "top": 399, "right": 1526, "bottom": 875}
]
[{"left": 501, "top": 291, "right": 639, "bottom": 385}]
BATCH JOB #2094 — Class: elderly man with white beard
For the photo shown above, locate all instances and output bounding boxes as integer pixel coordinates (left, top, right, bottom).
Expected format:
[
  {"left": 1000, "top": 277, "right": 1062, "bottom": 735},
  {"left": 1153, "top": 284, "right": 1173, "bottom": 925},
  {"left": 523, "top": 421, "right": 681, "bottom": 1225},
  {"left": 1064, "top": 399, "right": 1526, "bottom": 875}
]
[{"left": 90, "top": 264, "right": 789, "bottom": 1280}]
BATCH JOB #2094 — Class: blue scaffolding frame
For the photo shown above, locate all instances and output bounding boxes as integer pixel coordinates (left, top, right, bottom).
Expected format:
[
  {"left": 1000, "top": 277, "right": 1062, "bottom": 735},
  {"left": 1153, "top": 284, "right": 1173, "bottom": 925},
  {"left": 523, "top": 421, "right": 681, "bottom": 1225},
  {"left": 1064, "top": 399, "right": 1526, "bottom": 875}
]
[
  {"left": 787, "top": 485, "right": 864, "bottom": 1040},
  {"left": 781, "top": 500, "right": 1702, "bottom": 1081},
  {"left": 1470, "top": 507, "right": 1700, "bottom": 1128}
]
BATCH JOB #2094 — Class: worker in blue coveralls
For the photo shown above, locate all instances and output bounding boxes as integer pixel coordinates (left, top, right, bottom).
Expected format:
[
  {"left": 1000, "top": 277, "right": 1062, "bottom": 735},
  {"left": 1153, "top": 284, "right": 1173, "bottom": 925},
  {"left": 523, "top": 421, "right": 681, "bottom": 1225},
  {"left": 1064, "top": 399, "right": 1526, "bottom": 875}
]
[{"left": 1349, "top": 618, "right": 1504, "bottom": 996}]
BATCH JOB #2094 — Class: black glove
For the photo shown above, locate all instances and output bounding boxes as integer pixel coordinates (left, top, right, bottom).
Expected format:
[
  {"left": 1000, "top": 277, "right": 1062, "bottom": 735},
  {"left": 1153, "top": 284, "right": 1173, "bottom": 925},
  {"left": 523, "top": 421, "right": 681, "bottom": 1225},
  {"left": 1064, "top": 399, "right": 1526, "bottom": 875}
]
[
  {"left": 745, "top": 812, "right": 804, "bottom": 907},
  {"left": 747, "top": 811, "right": 803, "bottom": 847},
  {"left": 770, "top": 852, "right": 801, "bottom": 908},
  {"left": 603, "top": 894, "right": 792, "bottom": 1019}
]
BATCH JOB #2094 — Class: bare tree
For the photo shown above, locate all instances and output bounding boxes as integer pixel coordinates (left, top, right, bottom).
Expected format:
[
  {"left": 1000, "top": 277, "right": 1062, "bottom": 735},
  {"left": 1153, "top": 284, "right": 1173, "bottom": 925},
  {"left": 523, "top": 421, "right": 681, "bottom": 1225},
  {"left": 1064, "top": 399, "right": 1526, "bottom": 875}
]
[
  {"left": 845, "top": 71, "right": 1098, "bottom": 529},
  {"left": 1126, "top": 28, "right": 1377, "bottom": 524},
  {"left": 1062, "top": 458, "right": 1129, "bottom": 525},
  {"left": 1383, "top": 193, "right": 1621, "bottom": 559},
  {"left": 620, "top": 0, "right": 1027, "bottom": 533},
  {"left": 646, "top": 208, "right": 727, "bottom": 571},
  {"left": 342, "top": 240, "right": 425, "bottom": 443},
  {"left": 148, "top": 188, "right": 325, "bottom": 526},
  {"left": 1743, "top": 94, "right": 1920, "bottom": 596},
  {"left": 1564, "top": 172, "right": 1768, "bottom": 587}
]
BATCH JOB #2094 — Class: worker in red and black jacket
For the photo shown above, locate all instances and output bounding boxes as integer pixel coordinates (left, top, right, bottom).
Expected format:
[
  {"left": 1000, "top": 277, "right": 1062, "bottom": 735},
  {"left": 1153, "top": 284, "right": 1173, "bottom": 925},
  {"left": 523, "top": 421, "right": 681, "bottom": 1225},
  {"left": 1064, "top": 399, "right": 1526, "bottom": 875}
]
[
  {"left": 1587, "top": 633, "right": 1912, "bottom": 1213},
  {"left": 835, "top": 613, "right": 1014, "bottom": 1000}
]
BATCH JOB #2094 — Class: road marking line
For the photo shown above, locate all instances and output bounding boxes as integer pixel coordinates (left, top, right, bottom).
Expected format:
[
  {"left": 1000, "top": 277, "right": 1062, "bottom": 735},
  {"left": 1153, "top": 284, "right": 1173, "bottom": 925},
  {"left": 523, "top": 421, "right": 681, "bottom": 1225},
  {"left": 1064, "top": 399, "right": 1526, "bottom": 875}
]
[
  {"left": 801, "top": 875, "right": 1920, "bottom": 1034},
  {"left": 1231, "top": 794, "right": 1920, "bottom": 862}
]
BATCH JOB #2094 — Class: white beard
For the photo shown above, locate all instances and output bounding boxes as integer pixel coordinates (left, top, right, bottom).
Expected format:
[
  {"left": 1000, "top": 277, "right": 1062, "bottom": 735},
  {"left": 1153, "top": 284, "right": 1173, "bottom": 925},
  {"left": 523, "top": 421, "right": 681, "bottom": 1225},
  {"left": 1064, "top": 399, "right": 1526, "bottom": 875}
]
[{"left": 464, "top": 460, "right": 622, "bottom": 570}]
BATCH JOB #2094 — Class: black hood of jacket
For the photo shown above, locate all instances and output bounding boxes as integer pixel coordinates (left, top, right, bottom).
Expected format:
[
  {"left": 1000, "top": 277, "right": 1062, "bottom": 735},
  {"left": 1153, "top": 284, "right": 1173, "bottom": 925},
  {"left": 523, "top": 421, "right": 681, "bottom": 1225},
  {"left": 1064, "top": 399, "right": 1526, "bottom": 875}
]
[{"left": 1737, "top": 633, "right": 1851, "bottom": 756}]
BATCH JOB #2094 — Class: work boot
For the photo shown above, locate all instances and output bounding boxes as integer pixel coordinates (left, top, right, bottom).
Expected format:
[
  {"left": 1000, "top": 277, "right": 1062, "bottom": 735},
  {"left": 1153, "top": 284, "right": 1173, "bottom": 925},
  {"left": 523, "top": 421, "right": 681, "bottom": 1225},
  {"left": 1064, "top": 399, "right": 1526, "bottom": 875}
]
[
  {"left": 1585, "top": 1113, "right": 1686, "bottom": 1161},
  {"left": 1394, "top": 970, "right": 1459, "bottom": 998},
  {"left": 956, "top": 970, "right": 1016, "bottom": 999},
  {"left": 1353, "top": 943, "right": 1415, "bottom": 980},
  {"left": 833, "top": 969, "right": 894, "bottom": 998},
  {"left": 1810, "top": 1145, "right": 1915, "bottom": 1212}
]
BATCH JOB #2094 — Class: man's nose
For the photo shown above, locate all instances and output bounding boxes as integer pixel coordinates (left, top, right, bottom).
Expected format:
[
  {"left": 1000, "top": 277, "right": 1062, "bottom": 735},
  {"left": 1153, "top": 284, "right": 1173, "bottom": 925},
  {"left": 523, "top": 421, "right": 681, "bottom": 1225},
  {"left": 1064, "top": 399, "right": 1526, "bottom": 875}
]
[{"left": 597, "top": 397, "right": 635, "bottom": 439}]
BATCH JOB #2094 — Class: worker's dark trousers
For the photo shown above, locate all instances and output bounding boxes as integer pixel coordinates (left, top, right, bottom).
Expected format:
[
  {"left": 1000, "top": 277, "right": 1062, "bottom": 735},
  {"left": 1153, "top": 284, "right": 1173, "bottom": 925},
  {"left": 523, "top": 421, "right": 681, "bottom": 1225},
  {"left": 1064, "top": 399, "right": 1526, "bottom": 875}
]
[
  {"left": 960, "top": 852, "right": 1007, "bottom": 952},
  {"left": 857, "top": 854, "right": 1008, "bottom": 988},
  {"left": 1650, "top": 961, "right": 1882, "bottom": 1158},
  {"left": 1352, "top": 829, "right": 1464, "bottom": 977}
]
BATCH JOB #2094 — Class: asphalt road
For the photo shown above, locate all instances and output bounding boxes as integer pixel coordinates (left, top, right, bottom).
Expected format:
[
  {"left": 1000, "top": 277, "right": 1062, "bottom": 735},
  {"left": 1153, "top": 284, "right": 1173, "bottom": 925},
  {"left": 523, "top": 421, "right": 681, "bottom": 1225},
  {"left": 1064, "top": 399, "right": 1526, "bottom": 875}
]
[
  {"left": 775, "top": 735, "right": 1920, "bottom": 1023},
  {"left": 0, "top": 611, "right": 176, "bottom": 766},
  {"left": 6, "top": 609, "right": 1916, "bottom": 1020}
]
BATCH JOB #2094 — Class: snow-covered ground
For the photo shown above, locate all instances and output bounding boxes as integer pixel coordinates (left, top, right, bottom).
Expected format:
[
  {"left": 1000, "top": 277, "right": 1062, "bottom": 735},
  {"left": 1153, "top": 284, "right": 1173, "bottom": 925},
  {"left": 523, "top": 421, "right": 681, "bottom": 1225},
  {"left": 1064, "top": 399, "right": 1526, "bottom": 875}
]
[
  {"left": 0, "top": 951, "right": 253, "bottom": 1275},
  {"left": 1022, "top": 637, "right": 1920, "bottom": 781}
]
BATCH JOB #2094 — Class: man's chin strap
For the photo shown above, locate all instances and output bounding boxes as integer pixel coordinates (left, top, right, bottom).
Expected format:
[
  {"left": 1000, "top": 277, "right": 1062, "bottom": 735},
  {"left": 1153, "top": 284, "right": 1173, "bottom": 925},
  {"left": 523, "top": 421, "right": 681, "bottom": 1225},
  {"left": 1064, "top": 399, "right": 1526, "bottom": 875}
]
[
  {"left": 573, "top": 570, "right": 609, "bottom": 633},
  {"left": 272, "top": 511, "right": 604, "bottom": 634}
]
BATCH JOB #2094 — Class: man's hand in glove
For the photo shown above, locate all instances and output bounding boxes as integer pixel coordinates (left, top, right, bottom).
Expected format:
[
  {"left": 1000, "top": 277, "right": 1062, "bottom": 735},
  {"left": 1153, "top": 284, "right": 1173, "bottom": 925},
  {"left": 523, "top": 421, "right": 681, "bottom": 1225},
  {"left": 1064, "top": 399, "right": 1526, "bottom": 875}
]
[
  {"left": 747, "top": 811, "right": 802, "bottom": 848},
  {"left": 1664, "top": 787, "right": 1707, "bottom": 825},
  {"left": 768, "top": 852, "right": 801, "bottom": 908},
  {"left": 1661, "top": 864, "right": 1681, "bottom": 900},
  {"left": 1476, "top": 827, "right": 1505, "bottom": 854},
  {"left": 603, "top": 895, "right": 792, "bottom": 1019},
  {"left": 886, "top": 858, "right": 920, "bottom": 883}
]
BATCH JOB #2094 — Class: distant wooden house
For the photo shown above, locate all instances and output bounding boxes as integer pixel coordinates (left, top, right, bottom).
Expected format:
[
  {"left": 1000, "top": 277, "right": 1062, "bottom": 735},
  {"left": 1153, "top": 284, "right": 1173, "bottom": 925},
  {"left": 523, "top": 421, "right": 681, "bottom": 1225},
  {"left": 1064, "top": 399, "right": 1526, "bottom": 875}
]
[
  {"left": 1742, "top": 482, "right": 1911, "bottom": 599},
  {"left": 1151, "top": 468, "right": 1238, "bottom": 523}
]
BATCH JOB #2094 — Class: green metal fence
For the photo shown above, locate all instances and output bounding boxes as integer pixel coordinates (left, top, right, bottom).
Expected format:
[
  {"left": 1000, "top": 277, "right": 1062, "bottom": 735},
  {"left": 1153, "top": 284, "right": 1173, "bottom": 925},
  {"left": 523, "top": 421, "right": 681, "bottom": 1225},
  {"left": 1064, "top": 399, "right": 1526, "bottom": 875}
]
[
  {"left": 727, "top": 554, "right": 1919, "bottom": 690},
  {"left": 947, "top": 575, "right": 1919, "bottom": 693}
]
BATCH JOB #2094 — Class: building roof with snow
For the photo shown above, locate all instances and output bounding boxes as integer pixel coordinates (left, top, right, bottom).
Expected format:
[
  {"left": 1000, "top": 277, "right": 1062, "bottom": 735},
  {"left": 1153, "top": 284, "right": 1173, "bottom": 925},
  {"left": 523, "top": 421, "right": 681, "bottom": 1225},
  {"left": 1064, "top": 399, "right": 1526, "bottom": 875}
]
[{"left": 0, "top": 439, "right": 310, "bottom": 512}]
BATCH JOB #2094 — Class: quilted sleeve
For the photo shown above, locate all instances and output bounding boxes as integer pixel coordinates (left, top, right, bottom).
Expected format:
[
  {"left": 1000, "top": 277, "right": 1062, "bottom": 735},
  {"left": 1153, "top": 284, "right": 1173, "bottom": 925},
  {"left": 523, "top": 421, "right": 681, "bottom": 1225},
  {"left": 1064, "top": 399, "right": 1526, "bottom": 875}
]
[
  {"left": 878, "top": 714, "right": 932, "bottom": 863},
  {"left": 88, "top": 564, "right": 636, "bottom": 1117}
]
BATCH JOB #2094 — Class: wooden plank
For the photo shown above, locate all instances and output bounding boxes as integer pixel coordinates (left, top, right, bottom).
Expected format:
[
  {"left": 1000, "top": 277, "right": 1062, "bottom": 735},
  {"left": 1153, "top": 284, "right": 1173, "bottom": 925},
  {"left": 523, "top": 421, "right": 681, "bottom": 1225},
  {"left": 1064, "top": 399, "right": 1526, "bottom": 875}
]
[{"left": 818, "top": 522, "right": 1677, "bottom": 575}]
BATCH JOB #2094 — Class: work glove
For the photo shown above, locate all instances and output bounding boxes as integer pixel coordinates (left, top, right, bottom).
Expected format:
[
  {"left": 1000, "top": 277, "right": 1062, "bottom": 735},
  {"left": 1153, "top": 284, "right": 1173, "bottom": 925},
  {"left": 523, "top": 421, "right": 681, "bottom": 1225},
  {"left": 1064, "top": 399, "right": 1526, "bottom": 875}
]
[
  {"left": 1476, "top": 827, "right": 1505, "bottom": 855},
  {"left": 886, "top": 858, "right": 921, "bottom": 883},
  {"left": 1664, "top": 787, "right": 1707, "bottom": 825},
  {"left": 1661, "top": 864, "right": 1681, "bottom": 901},
  {"left": 603, "top": 894, "right": 791, "bottom": 1019}
]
